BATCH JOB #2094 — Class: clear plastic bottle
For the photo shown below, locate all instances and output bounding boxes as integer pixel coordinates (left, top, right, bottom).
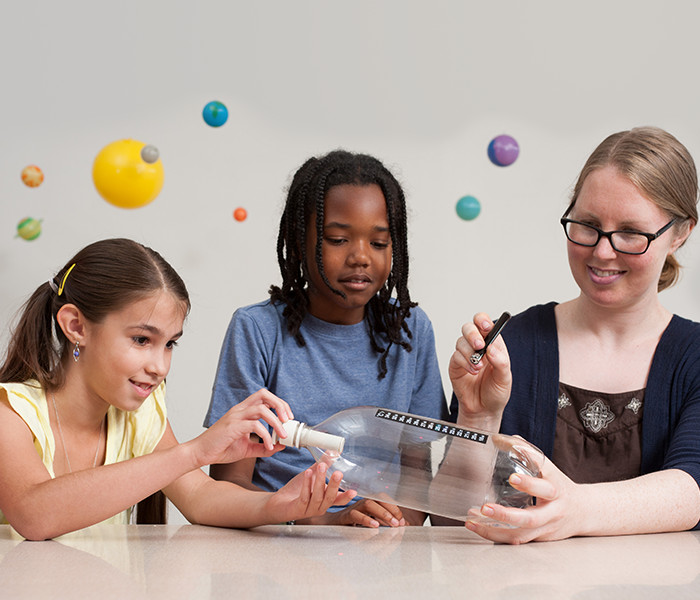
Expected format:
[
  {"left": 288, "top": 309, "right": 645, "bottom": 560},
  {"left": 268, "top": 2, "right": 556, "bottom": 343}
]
[{"left": 273, "top": 406, "right": 543, "bottom": 524}]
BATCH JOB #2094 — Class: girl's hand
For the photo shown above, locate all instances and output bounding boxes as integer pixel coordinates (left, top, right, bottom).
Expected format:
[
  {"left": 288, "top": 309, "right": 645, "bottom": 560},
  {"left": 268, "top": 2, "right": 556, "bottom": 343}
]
[
  {"left": 189, "top": 389, "right": 293, "bottom": 468},
  {"left": 265, "top": 463, "right": 356, "bottom": 523},
  {"left": 449, "top": 313, "right": 512, "bottom": 428},
  {"left": 465, "top": 456, "right": 581, "bottom": 544}
]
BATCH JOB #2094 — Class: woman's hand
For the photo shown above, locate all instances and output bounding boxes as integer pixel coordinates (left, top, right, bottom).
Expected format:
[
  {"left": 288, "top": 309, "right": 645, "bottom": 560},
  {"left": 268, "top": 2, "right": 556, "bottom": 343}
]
[
  {"left": 265, "top": 463, "right": 357, "bottom": 523},
  {"left": 189, "top": 389, "right": 293, "bottom": 469},
  {"left": 465, "top": 456, "right": 583, "bottom": 544},
  {"left": 449, "top": 312, "right": 512, "bottom": 429}
]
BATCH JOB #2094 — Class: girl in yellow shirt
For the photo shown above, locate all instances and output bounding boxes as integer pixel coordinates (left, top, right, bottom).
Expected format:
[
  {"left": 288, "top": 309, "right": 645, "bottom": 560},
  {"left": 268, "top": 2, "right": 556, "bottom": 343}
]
[{"left": 0, "top": 238, "right": 353, "bottom": 539}]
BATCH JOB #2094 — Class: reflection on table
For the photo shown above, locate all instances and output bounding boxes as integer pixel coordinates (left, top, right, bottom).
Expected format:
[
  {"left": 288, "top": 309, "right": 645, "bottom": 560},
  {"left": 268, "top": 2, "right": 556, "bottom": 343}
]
[{"left": 1, "top": 524, "right": 699, "bottom": 599}]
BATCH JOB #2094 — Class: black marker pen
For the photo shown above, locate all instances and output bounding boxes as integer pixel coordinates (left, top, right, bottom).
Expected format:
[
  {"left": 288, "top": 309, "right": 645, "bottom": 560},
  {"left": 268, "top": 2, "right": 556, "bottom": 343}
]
[{"left": 469, "top": 311, "right": 511, "bottom": 365}]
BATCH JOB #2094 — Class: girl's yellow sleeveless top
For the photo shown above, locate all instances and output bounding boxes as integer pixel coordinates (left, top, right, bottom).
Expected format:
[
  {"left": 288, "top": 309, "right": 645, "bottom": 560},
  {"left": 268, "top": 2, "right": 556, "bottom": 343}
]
[{"left": 0, "top": 380, "right": 167, "bottom": 527}]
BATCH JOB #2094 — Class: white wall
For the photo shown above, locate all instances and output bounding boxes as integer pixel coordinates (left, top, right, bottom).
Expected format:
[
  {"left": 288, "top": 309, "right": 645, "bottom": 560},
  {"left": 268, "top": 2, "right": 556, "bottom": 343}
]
[{"left": 3, "top": 1, "right": 700, "bottom": 522}]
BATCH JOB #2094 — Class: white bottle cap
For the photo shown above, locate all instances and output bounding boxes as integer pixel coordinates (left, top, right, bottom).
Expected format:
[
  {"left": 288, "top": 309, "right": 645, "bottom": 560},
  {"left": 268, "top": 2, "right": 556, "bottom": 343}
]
[{"left": 272, "top": 420, "right": 302, "bottom": 448}]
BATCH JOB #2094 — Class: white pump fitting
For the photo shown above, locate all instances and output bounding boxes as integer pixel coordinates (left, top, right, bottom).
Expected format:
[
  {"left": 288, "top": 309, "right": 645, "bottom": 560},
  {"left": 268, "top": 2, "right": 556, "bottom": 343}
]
[
  {"left": 272, "top": 420, "right": 345, "bottom": 454},
  {"left": 303, "top": 429, "right": 345, "bottom": 454}
]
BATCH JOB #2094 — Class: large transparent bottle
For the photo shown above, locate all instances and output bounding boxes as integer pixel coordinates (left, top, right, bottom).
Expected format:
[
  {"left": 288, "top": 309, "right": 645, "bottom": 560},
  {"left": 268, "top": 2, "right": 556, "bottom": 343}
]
[{"left": 273, "top": 406, "right": 543, "bottom": 523}]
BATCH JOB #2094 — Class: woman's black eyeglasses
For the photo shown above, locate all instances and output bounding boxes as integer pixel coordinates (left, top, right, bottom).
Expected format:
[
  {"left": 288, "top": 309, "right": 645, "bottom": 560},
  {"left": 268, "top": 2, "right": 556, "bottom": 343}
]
[{"left": 560, "top": 218, "right": 676, "bottom": 255}]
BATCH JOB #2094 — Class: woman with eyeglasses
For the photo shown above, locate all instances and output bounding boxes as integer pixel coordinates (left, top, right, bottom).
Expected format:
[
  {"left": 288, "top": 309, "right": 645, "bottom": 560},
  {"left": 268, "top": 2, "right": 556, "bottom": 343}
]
[{"left": 446, "top": 126, "right": 700, "bottom": 542}]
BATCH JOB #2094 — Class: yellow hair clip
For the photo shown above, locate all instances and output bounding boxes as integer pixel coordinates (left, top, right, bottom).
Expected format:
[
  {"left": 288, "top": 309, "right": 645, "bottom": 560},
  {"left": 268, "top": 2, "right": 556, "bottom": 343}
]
[{"left": 58, "top": 264, "right": 76, "bottom": 296}]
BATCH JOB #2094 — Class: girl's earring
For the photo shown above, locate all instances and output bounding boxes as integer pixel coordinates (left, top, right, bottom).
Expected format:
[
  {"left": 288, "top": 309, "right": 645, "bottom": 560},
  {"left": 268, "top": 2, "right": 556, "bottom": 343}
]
[{"left": 73, "top": 341, "right": 80, "bottom": 362}]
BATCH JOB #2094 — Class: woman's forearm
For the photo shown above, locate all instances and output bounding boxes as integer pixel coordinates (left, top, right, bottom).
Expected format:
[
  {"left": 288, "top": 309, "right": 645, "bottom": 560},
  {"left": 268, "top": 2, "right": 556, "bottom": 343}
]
[
  {"left": 574, "top": 469, "right": 700, "bottom": 537},
  {"left": 455, "top": 409, "right": 504, "bottom": 434}
]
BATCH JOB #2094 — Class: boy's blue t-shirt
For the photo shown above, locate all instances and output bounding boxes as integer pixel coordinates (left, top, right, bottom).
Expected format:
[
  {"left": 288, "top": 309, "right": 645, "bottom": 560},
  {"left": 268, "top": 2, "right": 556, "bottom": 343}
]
[{"left": 204, "top": 299, "right": 448, "bottom": 493}]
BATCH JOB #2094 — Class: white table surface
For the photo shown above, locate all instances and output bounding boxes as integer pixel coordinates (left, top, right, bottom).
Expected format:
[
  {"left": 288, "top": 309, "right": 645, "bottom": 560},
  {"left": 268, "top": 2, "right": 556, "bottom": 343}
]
[{"left": 1, "top": 524, "right": 698, "bottom": 599}]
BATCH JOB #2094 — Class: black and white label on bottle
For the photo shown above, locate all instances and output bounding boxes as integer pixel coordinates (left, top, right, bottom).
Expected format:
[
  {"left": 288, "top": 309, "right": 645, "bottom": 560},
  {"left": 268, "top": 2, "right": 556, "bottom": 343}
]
[{"left": 374, "top": 409, "right": 488, "bottom": 444}]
